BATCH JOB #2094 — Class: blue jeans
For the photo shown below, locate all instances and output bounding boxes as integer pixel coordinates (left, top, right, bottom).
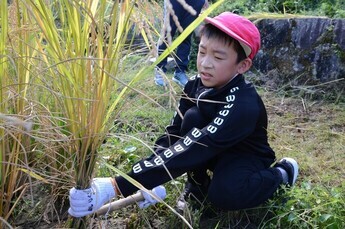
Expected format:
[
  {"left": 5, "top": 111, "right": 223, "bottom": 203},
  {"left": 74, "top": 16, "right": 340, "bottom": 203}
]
[{"left": 157, "top": 0, "right": 205, "bottom": 73}]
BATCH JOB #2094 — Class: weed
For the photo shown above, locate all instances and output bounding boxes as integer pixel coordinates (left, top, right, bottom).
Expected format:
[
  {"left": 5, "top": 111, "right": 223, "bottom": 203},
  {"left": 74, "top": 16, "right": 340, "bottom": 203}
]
[{"left": 263, "top": 182, "right": 345, "bottom": 228}]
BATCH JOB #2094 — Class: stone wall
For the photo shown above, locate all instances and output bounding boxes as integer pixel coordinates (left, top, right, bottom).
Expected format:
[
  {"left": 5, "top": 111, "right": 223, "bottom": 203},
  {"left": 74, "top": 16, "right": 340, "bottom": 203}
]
[{"left": 250, "top": 16, "right": 345, "bottom": 97}]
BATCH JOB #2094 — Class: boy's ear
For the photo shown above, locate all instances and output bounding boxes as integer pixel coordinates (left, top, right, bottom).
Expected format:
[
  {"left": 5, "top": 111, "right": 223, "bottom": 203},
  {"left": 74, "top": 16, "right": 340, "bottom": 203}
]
[{"left": 237, "top": 58, "right": 252, "bottom": 74}]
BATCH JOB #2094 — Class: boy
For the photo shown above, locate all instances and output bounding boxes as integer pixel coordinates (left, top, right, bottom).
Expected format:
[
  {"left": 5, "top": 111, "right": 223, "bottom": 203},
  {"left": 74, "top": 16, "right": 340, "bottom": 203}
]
[{"left": 69, "top": 12, "right": 298, "bottom": 217}]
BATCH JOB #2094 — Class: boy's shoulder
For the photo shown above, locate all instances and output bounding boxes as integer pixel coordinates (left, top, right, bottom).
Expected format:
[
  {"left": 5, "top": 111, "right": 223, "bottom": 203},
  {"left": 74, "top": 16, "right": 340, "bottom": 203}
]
[{"left": 184, "top": 74, "right": 201, "bottom": 92}]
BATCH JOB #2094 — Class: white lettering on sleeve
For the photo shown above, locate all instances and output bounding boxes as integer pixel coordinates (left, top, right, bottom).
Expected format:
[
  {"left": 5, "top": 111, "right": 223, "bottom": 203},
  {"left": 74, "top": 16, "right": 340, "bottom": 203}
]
[
  {"left": 207, "top": 125, "right": 217, "bottom": 134},
  {"left": 224, "top": 104, "right": 234, "bottom": 109},
  {"left": 219, "top": 110, "right": 229, "bottom": 116},
  {"left": 191, "top": 128, "right": 202, "bottom": 138},
  {"left": 133, "top": 163, "right": 142, "bottom": 173},
  {"left": 143, "top": 160, "right": 154, "bottom": 167},
  {"left": 183, "top": 136, "right": 193, "bottom": 146},
  {"left": 207, "top": 86, "right": 239, "bottom": 135},
  {"left": 163, "top": 149, "right": 174, "bottom": 158},
  {"left": 226, "top": 95, "right": 235, "bottom": 102},
  {"left": 230, "top": 87, "right": 239, "bottom": 93},
  {"left": 213, "top": 117, "right": 224, "bottom": 126},
  {"left": 154, "top": 156, "right": 164, "bottom": 166},
  {"left": 174, "top": 144, "right": 184, "bottom": 152}
]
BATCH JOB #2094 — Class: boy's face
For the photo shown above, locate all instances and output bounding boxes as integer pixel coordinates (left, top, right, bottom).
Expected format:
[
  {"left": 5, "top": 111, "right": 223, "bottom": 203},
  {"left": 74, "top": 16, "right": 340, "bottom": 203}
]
[{"left": 197, "top": 35, "right": 251, "bottom": 89}]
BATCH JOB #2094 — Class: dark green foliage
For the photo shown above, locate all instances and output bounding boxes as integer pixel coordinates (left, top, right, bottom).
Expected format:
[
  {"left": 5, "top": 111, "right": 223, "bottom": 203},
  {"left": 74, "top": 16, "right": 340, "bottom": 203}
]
[
  {"left": 264, "top": 182, "right": 345, "bottom": 228},
  {"left": 210, "top": 0, "right": 345, "bottom": 17},
  {"left": 156, "top": 0, "right": 345, "bottom": 17}
]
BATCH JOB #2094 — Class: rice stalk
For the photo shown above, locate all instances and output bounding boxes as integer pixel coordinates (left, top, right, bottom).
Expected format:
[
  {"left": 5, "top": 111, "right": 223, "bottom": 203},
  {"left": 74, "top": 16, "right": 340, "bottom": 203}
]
[{"left": 0, "top": 0, "right": 37, "bottom": 225}]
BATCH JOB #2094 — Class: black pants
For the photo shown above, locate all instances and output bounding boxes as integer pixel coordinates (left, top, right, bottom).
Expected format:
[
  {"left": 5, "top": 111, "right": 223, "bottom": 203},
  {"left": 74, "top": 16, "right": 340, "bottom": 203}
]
[{"left": 181, "top": 107, "right": 283, "bottom": 210}]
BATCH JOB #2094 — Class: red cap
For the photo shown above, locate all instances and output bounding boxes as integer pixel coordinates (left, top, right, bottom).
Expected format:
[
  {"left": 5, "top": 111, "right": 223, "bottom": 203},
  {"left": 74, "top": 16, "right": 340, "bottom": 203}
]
[{"left": 204, "top": 12, "right": 261, "bottom": 60}]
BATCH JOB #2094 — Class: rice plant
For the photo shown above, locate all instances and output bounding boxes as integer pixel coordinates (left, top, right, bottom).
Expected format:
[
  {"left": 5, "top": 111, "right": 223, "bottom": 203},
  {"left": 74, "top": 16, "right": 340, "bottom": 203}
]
[
  {"left": 1, "top": 0, "right": 224, "bottom": 227},
  {"left": 21, "top": 0, "right": 152, "bottom": 227},
  {"left": 0, "top": 0, "right": 36, "bottom": 226}
]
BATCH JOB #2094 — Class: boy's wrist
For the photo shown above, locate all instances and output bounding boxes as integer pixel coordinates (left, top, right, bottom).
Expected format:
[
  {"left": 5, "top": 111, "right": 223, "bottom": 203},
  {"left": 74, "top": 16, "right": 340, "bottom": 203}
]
[{"left": 110, "top": 177, "right": 120, "bottom": 196}]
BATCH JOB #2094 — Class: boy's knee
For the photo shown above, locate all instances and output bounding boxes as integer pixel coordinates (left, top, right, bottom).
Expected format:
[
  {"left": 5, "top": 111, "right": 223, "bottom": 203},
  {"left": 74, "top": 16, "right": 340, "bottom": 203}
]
[{"left": 181, "top": 107, "right": 208, "bottom": 135}]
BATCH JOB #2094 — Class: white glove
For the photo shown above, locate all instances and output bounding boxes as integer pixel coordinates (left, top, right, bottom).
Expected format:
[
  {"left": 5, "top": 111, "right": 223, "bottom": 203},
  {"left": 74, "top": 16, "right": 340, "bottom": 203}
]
[
  {"left": 68, "top": 177, "right": 116, "bottom": 217},
  {"left": 138, "top": 185, "right": 166, "bottom": 209}
]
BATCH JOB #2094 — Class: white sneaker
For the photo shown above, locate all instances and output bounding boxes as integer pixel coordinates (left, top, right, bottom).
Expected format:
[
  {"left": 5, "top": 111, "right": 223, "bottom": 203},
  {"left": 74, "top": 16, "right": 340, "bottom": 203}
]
[{"left": 275, "top": 157, "right": 299, "bottom": 186}]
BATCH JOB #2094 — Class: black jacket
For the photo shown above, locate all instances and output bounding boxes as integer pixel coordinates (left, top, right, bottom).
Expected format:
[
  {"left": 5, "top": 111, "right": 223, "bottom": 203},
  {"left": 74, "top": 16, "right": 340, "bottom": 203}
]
[{"left": 116, "top": 74, "right": 275, "bottom": 196}]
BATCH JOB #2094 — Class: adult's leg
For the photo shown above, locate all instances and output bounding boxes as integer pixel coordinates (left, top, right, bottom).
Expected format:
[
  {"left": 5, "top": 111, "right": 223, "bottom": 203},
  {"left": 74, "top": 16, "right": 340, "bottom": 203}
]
[
  {"left": 173, "top": 0, "right": 205, "bottom": 72},
  {"left": 156, "top": 0, "right": 180, "bottom": 71},
  {"left": 207, "top": 153, "right": 282, "bottom": 210}
]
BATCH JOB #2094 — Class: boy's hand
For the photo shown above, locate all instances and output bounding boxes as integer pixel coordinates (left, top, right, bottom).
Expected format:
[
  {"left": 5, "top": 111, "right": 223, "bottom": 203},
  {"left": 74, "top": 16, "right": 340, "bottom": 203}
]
[
  {"left": 138, "top": 185, "right": 166, "bottom": 209},
  {"left": 68, "top": 178, "right": 116, "bottom": 217}
]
